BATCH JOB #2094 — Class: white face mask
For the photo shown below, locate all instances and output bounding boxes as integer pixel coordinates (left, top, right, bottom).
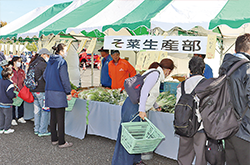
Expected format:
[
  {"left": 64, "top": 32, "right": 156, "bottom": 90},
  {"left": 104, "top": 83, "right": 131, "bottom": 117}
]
[
  {"left": 16, "top": 62, "right": 21, "bottom": 68},
  {"left": 63, "top": 49, "right": 68, "bottom": 58},
  {"left": 44, "top": 57, "right": 49, "bottom": 62},
  {"left": 9, "top": 74, "right": 13, "bottom": 79}
]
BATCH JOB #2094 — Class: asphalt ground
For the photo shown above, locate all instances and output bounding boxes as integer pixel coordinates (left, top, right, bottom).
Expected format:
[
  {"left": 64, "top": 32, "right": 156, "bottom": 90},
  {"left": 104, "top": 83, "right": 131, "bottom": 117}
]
[
  {"left": 80, "top": 67, "right": 101, "bottom": 87},
  {"left": 0, "top": 121, "right": 178, "bottom": 165},
  {"left": 0, "top": 68, "right": 178, "bottom": 165}
]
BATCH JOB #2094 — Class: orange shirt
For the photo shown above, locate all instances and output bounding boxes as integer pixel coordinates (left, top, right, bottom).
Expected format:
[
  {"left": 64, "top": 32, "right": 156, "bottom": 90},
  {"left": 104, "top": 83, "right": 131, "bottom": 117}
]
[{"left": 108, "top": 59, "right": 136, "bottom": 90}]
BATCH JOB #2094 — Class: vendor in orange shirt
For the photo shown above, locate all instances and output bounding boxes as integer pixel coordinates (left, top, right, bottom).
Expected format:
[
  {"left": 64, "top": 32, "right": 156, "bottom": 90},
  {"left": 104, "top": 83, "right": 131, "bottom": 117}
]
[{"left": 108, "top": 50, "right": 136, "bottom": 90}]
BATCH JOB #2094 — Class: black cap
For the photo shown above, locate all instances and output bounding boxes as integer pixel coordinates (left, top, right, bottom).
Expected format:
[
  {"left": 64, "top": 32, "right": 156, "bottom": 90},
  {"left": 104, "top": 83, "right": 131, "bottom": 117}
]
[
  {"left": 111, "top": 50, "right": 120, "bottom": 55},
  {"left": 98, "top": 47, "right": 109, "bottom": 52}
]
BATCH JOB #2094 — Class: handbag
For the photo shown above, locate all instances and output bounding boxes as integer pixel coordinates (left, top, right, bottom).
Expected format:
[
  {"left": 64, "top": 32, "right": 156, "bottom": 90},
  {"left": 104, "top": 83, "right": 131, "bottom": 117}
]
[
  {"left": 18, "top": 86, "right": 34, "bottom": 103},
  {"left": 205, "top": 138, "right": 226, "bottom": 165}
]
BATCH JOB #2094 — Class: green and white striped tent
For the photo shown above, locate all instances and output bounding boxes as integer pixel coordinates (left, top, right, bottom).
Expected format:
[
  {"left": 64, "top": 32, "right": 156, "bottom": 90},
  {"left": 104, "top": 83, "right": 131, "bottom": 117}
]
[{"left": 1, "top": 0, "right": 250, "bottom": 39}]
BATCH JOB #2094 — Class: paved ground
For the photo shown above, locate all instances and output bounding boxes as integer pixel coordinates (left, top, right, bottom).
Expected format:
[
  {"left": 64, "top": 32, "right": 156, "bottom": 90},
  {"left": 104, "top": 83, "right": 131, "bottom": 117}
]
[
  {"left": 0, "top": 121, "right": 178, "bottom": 165},
  {"left": 80, "top": 67, "right": 101, "bottom": 87},
  {"left": 0, "top": 68, "right": 178, "bottom": 165}
]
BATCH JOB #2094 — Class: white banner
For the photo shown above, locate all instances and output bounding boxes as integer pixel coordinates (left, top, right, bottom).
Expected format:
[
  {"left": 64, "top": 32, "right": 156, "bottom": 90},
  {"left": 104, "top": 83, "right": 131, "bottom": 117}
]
[{"left": 104, "top": 36, "right": 208, "bottom": 54}]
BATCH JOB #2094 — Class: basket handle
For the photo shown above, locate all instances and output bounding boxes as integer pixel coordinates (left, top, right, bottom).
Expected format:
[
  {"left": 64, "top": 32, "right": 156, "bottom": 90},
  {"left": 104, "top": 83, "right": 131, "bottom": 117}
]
[
  {"left": 130, "top": 115, "right": 156, "bottom": 139},
  {"left": 129, "top": 113, "right": 141, "bottom": 122},
  {"left": 144, "top": 117, "right": 156, "bottom": 139}
]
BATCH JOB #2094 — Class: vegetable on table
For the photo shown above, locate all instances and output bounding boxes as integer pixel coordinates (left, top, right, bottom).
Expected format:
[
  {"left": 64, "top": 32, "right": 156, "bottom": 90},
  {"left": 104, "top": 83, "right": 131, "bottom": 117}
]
[{"left": 156, "top": 91, "right": 176, "bottom": 113}]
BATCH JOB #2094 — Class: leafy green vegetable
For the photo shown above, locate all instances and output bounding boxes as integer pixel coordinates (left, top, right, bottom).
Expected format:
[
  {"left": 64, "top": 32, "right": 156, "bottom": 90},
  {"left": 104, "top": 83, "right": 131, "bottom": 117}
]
[
  {"left": 156, "top": 91, "right": 176, "bottom": 113},
  {"left": 77, "top": 87, "right": 127, "bottom": 105},
  {"left": 70, "top": 82, "right": 78, "bottom": 90}
]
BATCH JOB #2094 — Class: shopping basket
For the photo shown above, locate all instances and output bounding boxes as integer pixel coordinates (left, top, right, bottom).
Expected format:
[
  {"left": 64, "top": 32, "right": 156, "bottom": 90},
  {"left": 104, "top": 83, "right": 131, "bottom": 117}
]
[
  {"left": 13, "top": 91, "right": 23, "bottom": 107},
  {"left": 121, "top": 115, "right": 165, "bottom": 154}
]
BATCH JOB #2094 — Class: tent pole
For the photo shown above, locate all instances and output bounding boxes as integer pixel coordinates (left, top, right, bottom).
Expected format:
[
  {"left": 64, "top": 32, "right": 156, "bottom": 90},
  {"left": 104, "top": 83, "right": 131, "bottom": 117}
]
[
  {"left": 222, "top": 42, "right": 235, "bottom": 55},
  {"left": 219, "top": 39, "right": 224, "bottom": 65},
  {"left": 134, "top": 51, "right": 139, "bottom": 66},
  {"left": 91, "top": 52, "right": 94, "bottom": 87}
]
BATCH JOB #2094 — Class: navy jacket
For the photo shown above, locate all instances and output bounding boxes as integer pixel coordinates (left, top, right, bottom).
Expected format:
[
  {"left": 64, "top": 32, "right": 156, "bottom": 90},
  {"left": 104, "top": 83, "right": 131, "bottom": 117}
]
[
  {"left": 0, "top": 79, "right": 15, "bottom": 106},
  {"left": 101, "top": 55, "right": 112, "bottom": 87},
  {"left": 44, "top": 55, "right": 71, "bottom": 108}
]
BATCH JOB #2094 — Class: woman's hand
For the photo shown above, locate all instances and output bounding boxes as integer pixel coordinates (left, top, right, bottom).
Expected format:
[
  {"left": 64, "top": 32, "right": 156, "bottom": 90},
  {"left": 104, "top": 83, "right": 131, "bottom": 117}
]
[
  {"left": 156, "top": 106, "right": 162, "bottom": 112},
  {"left": 67, "top": 95, "right": 72, "bottom": 101},
  {"left": 139, "top": 111, "right": 147, "bottom": 120}
]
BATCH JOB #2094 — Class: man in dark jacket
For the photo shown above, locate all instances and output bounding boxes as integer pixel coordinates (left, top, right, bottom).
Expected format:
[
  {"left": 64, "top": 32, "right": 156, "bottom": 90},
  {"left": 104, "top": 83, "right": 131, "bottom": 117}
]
[
  {"left": 30, "top": 48, "right": 51, "bottom": 137},
  {"left": 219, "top": 33, "right": 250, "bottom": 165}
]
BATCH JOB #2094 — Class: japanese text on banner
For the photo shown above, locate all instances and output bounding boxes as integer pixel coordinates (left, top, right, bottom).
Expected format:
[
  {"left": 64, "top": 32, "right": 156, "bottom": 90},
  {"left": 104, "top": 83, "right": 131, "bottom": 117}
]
[{"left": 104, "top": 36, "right": 208, "bottom": 54}]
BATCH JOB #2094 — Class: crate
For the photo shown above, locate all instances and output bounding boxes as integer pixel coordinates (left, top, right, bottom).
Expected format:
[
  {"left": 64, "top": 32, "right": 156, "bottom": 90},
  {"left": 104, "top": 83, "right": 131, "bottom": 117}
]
[
  {"left": 160, "top": 82, "right": 179, "bottom": 95},
  {"left": 121, "top": 117, "right": 165, "bottom": 154}
]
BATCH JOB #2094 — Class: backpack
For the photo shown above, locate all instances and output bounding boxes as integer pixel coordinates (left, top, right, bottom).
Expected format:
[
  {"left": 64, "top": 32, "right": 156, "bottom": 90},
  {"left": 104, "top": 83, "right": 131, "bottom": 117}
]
[
  {"left": 195, "top": 59, "right": 249, "bottom": 140},
  {"left": 173, "top": 78, "right": 205, "bottom": 138},
  {"left": 21, "top": 55, "right": 27, "bottom": 63},
  {"left": 124, "top": 70, "right": 160, "bottom": 104},
  {"left": 205, "top": 138, "right": 225, "bottom": 165},
  {"left": 24, "top": 62, "right": 41, "bottom": 90}
]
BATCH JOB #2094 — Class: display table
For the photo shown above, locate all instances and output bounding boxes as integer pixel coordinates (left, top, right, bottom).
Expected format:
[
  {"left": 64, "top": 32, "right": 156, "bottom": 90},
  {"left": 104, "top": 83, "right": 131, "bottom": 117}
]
[
  {"left": 87, "top": 101, "right": 121, "bottom": 140},
  {"left": 65, "top": 99, "right": 87, "bottom": 139},
  {"left": 148, "top": 111, "right": 179, "bottom": 160},
  {"left": 23, "top": 99, "right": 87, "bottom": 140},
  {"left": 23, "top": 102, "right": 34, "bottom": 120},
  {"left": 23, "top": 99, "right": 179, "bottom": 161}
]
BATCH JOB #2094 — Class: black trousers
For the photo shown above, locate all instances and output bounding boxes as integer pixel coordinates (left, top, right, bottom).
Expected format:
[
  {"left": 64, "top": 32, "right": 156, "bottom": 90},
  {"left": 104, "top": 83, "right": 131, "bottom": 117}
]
[
  {"left": 50, "top": 108, "right": 65, "bottom": 145},
  {"left": 225, "top": 135, "right": 250, "bottom": 165}
]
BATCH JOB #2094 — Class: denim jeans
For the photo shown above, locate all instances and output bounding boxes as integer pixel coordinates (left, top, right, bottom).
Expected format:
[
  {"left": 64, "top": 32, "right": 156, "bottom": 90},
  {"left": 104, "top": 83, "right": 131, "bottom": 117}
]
[
  {"left": 12, "top": 103, "right": 24, "bottom": 119},
  {"left": 112, "top": 97, "right": 141, "bottom": 165},
  {"left": 33, "top": 92, "right": 50, "bottom": 134}
]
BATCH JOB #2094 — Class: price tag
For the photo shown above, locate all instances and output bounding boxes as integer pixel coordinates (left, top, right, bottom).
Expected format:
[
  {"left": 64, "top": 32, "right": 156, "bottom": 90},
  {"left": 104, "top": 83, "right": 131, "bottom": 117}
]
[
  {"left": 6, "top": 43, "right": 10, "bottom": 55},
  {"left": 13, "top": 43, "right": 16, "bottom": 55},
  {"left": 142, "top": 51, "right": 159, "bottom": 70},
  {"left": 17, "top": 43, "right": 21, "bottom": 55},
  {"left": 77, "top": 39, "right": 87, "bottom": 53},
  {"left": 44, "top": 40, "right": 56, "bottom": 52},
  {"left": 135, "top": 51, "right": 146, "bottom": 71},
  {"left": 158, "top": 51, "right": 168, "bottom": 62},
  {"left": 38, "top": 41, "right": 42, "bottom": 50},
  {"left": 65, "top": 39, "right": 73, "bottom": 52},
  {"left": 206, "top": 35, "right": 217, "bottom": 59},
  {"left": 86, "top": 38, "right": 97, "bottom": 54}
]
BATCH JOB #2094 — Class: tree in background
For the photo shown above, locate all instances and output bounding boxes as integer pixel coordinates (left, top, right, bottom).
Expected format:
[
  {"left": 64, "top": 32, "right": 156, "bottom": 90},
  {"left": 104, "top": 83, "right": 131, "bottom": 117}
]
[
  {"left": 26, "top": 42, "right": 37, "bottom": 52},
  {"left": 0, "top": 21, "right": 7, "bottom": 27}
]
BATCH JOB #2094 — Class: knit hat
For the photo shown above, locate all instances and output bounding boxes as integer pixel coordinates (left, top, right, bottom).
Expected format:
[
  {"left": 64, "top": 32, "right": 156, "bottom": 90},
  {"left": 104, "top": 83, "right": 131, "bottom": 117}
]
[
  {"left": 0, "top": 52, "right": 8, "bottom": 66},
  {"left": 38, "top": 48, "right": 52, "bottom": 56}
]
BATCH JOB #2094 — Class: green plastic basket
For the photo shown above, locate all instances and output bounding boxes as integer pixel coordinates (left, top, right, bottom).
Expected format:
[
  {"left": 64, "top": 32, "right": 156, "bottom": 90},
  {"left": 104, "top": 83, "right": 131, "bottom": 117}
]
[
  {"left": 13, "top": 91, "right": 23, "bottom": 107},
  {"left": 121, "top": 116, "right": 165, "bottom": 154}
]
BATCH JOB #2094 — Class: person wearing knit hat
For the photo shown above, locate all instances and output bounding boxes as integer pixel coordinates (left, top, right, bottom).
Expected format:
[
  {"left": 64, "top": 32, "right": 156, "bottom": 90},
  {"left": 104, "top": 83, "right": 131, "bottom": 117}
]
[{"left": 0, "top": 52, "right": 9, "bottom": 80}]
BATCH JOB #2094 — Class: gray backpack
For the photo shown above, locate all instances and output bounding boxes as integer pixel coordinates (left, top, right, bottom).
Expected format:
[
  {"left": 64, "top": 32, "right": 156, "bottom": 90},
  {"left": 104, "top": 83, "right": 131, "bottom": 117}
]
[
  {"left": 195, "top": 59, "right": 249, "bottom": 140},
  {"left": 124, "top": 70, "right": 159, "bottom": 104}
]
